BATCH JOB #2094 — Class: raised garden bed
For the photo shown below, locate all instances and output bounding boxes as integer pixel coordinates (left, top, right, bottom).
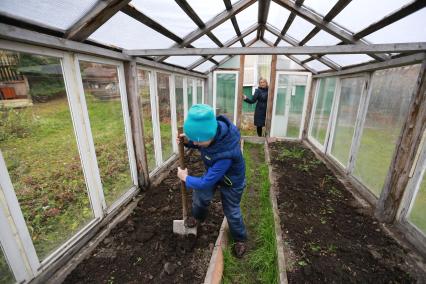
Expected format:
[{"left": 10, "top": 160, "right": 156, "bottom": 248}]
[
  {"left": 64, "top": 151, "right": 224, "bottom": 283},
  {"left": 268, "top": 140, "right": 423, "bottom": 283}
]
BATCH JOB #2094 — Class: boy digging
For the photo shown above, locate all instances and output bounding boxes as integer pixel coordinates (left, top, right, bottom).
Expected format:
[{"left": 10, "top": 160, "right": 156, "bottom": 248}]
[{"left": 176, "top": 104, "right": 247, "bottom": 258}]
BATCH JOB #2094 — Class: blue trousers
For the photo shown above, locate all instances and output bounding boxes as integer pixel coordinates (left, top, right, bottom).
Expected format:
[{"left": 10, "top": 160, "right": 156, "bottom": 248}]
[{"left": 192, "top": 184, "right": 247, "bottom": 242}]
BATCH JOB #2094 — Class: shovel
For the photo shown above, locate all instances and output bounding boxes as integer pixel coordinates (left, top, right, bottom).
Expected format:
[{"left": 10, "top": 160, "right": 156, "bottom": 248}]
[{"left": 173, "top": 127, "right": 197, "bottom": 236}]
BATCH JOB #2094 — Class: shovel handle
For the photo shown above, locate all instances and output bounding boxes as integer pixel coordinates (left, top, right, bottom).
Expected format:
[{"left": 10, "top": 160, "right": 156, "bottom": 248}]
[{"left": 178, "top": 127, "right": 188, "bottom": 219}]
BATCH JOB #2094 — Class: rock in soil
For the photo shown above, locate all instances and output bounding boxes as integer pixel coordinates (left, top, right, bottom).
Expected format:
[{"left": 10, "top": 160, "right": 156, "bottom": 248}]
[{"left": 164, "top": 262, "right": 177, "bottom": 275}]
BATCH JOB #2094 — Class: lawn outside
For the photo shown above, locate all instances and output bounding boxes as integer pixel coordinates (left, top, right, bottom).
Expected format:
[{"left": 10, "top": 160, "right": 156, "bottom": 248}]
[{"left": 0, "top": 96, "right": 133, "bottom": 259}]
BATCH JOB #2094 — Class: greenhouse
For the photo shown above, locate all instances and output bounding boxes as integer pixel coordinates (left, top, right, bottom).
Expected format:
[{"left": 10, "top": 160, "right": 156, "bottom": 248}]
[{"left": 0, "top": 0, "right": 425, "bottom": 283}]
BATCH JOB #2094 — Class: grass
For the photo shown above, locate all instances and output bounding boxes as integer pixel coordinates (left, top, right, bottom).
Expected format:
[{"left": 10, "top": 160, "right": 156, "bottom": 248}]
[
  {"left": 223, "top": 143, "right": 278, "bottom": 284},
  {"left": 0, "top": 252, "right": 14, "bottom": 283},
  {"left": 1, "top": 95, "right": 176, "bottom": 260},
  {"left": 0, "top": 96, "right": 133, "bottom": 259}
]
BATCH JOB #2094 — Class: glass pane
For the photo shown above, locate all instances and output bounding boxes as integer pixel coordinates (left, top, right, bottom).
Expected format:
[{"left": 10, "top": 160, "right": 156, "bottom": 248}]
[
  {"left": 310, "top": 78, "right": 336, "bottom": 145},
  {"left": 273, "top": 85, "right": 288, "bottom": 137},
  {"left": 196, "top": 80, "right": 203, "bottom": 104},
  {"left": 272, "top": 74, "right": 307, "bottom": 137},
  {"left": 257, "top": 55, "right": 272, "bottom": 81},
  {"left": 353, "top": 65, "right": 421, "bottom": 195},
  {"left": 79, "top": 61, "right": 133, "bottom": 206},
  {"left": 90, "top": 12, "right": 175, "bottom": 49},
  {"left": 216, "top": 73, "right": 236, "bottom": 122},
  {"left": 287, "top": 85, "right": 306, "bottom": 138},
  {"left": 0, "top": 245, "right": 15, "bottom": 283},
  {"left": 137, "top": 68, "right": 156, "bottom": 171},
  {"left": 187, "top": 79, "right": 194, "bottom": 111},
  {"left": 175, "top": 76, "right": 184, "bottom": 128},
  {"left": 0, "top": 51, "right": 94, "bottom": 260},
  {"left": 330, "top": 77, "right": 364, "bottom": 167},
  {"left": 157, "top": 72, "right": 173, "bottom": 162},
  {"left": 409, "top": 170, "right": 426, "bottom": 234},
  {"left": 0, "top": 0, "right": 98, "bottom": 31}
]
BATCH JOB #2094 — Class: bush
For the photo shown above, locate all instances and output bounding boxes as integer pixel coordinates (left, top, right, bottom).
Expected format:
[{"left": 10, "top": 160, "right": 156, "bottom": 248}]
[{"left": 0, "top": 106, "right": 35, "bottom": 141}]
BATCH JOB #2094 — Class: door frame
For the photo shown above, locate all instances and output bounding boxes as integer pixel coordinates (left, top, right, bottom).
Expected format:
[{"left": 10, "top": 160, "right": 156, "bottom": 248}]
[
  {"left": 213, "top": 70, "right": 239, "bottom": 124},
  {"left": 271, "top": 71, "right": 312, "bottom": 139}
]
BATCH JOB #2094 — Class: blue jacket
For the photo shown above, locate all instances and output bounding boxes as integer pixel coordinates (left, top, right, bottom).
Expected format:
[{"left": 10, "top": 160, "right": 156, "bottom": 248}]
[{"left": 185, "top": 115, "right": 245, "bottom": 190}]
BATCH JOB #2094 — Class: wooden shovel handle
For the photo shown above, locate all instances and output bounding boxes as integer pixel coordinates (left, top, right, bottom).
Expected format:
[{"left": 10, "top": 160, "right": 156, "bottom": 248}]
[{"left": 178, "top": 127, "right": 188, "bottom": 219}]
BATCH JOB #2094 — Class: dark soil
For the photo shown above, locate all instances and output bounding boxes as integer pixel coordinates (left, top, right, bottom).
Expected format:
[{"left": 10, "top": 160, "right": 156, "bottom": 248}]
[
  {"left": 64, "top": 151, "right": 224, "bottom": 284},
  {"left": 269, "top": 141, "right": 419, "bottom": 284}
]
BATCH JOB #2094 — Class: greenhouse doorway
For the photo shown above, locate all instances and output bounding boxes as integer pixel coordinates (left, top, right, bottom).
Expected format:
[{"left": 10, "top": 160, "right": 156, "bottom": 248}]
[
  {"left": 271, "top": 72, "right": 311, "bottom": 139},
  {"left": 213, "top": 70, "right": 239, "bottom": 124}
]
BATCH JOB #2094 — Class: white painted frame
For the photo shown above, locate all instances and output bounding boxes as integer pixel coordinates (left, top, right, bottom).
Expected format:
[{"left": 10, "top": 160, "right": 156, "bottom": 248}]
[
  {"left": 397, "top": 130, "right": 426, "bottom": 238},
  {"left": 307, "top": 78, "right": 338, "bottom": 152},
  {"left": 152, "top": 70, "right": 176, "bottom": 164},
  {"left": 75, "top": 54, "right": 138, "bottom": 214},
  {"left": 0, "top": 40, "right": 116, "bottom": 282},
  {"left": 134, "top": 66, "right": 163, "bottom": 174},
  {"left": 270, "top": 71, "right": 311, "bottom": 139},
  {"left": 183, "top": 77, "right": 188, "bottom": 119},
  {"left": 213, "top": 70, "right": 239, "bottom": 124},
  {"left": 325, "top": 74, "right": 369, "bottom": 170}
]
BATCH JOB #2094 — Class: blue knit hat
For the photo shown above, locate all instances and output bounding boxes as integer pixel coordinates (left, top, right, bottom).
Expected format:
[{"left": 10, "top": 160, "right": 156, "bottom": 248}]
[{"left": 184, "top": 104, "right": 218, "bottom": 142}]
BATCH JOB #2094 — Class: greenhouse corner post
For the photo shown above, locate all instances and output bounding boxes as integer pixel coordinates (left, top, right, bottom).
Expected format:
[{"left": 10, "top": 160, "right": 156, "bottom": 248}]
[
  {"left": 236, "top": 55, "right": 245, "bottom": 128},
  {"left": 302, "top": 78, "right": 318, "bottom": 140},
  {"left": 265, "top": 55, "right": 277, "bottom": 137},
  {"left": 376, "top": 60, "right": 426, "bottom": 223},
  {"left": 124, "top": 60, "right": 150, "bottom": 188}
]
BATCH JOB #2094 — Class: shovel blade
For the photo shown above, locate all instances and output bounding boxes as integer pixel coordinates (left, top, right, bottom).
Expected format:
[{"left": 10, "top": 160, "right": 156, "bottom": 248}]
[{"left": 173, "top": 220, "right": 197, "bottom": 236}]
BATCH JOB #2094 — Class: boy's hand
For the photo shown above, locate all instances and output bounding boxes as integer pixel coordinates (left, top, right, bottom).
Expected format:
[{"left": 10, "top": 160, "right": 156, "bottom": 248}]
[
  {"left": 177, "top": 167, "right": 188, "bottom": 182},
  {"left": 176, "top": 133, "right": 187, "bottom": 145}
]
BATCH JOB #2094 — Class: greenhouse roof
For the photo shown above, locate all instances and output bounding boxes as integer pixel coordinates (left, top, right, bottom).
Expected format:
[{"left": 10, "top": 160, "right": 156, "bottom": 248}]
[{"left": 0, "top": 0, "right": 425, "bottom": 74}]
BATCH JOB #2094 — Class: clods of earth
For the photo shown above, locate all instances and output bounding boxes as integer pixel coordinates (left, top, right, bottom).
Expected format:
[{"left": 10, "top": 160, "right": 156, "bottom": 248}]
[
  {"left": 64, "top": 151, "right": 224, "bottom": 283},
  {"left": 269, "top": 141, "right": 424, "bottom": 284}
]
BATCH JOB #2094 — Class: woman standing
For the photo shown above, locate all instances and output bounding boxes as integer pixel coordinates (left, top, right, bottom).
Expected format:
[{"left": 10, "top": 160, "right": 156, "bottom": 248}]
[{"left": 243, "top": 78, "right": 269, "bottom": 137}]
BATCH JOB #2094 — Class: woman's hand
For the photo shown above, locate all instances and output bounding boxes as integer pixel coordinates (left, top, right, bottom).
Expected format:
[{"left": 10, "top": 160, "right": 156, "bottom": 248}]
[
  {"left": 243, "top": 95, "right": 247, "bottom": 100},
  {"left": 177, "top": 167, "right": 188, "bottom": 182}
]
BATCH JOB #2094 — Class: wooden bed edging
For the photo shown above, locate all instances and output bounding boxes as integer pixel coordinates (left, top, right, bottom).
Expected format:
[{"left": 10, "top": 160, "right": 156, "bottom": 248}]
[
  {"left": 45, "top": 195, "right": 142, "bottom": 284},
  {"left": 264, "top": 140, "right": 289, "bottom": 284},
  {"left": 203, "top": 218, "right": 229, "bottom": 284}
]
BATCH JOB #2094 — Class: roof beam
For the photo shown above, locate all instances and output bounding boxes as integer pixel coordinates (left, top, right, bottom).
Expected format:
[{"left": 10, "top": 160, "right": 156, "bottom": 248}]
[
  {"left": 121, "top": 5, "right": 218, "bottom": 66},
  {"left": 274, "top": 0, "right": 304, "bottom": 46},
  {"left": 125, "top": 42, "right": 426, "bottom": 56},
  {"left": 299, "top": 0, "right": 352, "bottom": 46},
  {"left": 175, "top": 0, "right": 224, "bottom": 47},
  {"left": 187, "top": 23, "right": 259, "bottom": 70},
  {"left": 272, "top": 0, "right": 389, "bottom": 62},
  {"left": 0, "top": 23, "right": 208, "bottom": 78},
  {"left": 223, "top": 0, "right": 246, "bottom": 47},
  {"left": 257, "top": 0, "right": 271, "bottom": 39},
  {"left": 206, "top": 37, "right": 259, "bottom": 74},
  {"left": 262, "top": 38, "right": 317, "bottom": 73},
  {"left": 313, "top": 53, "right": 426, "bottom": 78},
  {"left": 122, "top": 4, "right": 183, "bottom": 43},
  {"left": 266, "top": 23, "right": 341, "bottom": 70},
  {"left": 156, "top": 0, "right": 257, "bottom": 62},
  {"left": 65, "top": 0, "right": 131, "bottom": 41},
  {"left": 353, "top": 0, "right": 426, "bottom": 40}
]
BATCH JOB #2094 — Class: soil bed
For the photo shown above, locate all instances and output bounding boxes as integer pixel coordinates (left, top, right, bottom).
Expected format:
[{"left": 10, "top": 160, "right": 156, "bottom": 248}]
[
  {"left": 269, "top": 141, "right": 419, "bottom": 283},
  {"left": 64, "top": 151, "right": 224, "bottom": 284}
]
